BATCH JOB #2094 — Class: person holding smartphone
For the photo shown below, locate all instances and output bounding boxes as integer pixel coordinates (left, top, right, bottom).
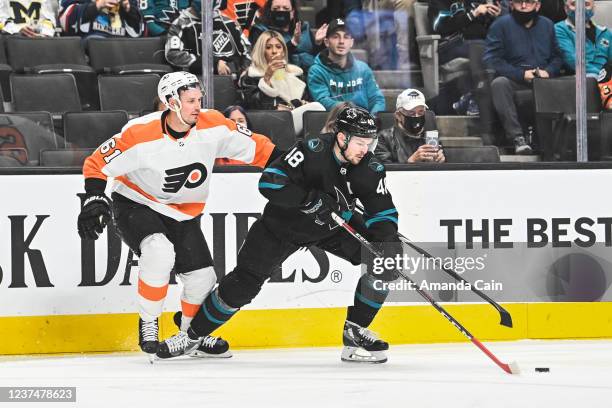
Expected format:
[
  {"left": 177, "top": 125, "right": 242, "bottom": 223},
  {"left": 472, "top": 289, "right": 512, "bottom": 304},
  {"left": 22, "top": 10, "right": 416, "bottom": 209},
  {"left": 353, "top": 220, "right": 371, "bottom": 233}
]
[{"left": 374, "top": 89, "right": 445, "bottom": 164}]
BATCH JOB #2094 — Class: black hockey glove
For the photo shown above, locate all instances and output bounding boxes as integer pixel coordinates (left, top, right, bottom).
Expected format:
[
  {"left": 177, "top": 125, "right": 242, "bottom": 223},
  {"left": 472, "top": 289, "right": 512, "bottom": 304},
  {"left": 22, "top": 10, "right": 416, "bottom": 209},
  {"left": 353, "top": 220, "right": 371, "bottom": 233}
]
[
  {"left": 300, "top": 190, "right": 341, "bottom": 226},
  {"left": 77, "top": 193, "right": 111, "bottom": 240}
]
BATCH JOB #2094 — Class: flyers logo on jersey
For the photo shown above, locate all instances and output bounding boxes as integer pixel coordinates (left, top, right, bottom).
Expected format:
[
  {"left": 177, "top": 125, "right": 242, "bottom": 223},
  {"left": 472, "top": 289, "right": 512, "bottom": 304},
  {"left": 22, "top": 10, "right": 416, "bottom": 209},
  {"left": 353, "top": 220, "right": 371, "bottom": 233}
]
[{"left": 162, "top": 162, "right": 207, "bottom": 193}]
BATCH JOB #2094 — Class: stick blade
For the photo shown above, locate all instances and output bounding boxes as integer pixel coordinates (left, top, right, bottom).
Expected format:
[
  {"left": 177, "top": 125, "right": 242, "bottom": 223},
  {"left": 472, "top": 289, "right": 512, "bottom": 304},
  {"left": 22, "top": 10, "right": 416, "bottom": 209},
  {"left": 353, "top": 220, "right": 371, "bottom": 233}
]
[
  {"left": 505, "top": 361, "right": 521, "bottom": 375},
  {"left": 500, "top": 310, "right": 513, "bottom": 328}
]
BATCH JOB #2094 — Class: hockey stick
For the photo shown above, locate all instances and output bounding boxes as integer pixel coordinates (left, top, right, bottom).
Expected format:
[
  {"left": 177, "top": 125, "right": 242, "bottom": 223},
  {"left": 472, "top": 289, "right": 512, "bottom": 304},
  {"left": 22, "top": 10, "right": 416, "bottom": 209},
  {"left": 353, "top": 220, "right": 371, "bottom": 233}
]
[
  {"left": 353, "top": 203, "right": 512, "bottom": 328},
  {"left": 396, "top": 233, "right": 513, "bottom": 328},
  {"left": 330, "top": 212, "right": 520, "bottom": 375}
]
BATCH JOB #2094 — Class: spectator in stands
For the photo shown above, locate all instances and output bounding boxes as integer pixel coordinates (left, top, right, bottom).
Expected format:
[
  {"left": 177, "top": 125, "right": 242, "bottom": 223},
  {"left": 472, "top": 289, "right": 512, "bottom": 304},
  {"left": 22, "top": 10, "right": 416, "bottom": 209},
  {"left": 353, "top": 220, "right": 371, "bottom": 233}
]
[
  {"left": 249, "top": 0, "right": 328, "bottom": 71},
  {"left": 240, "top": 30, "right": 325, "bottom": 133},
  {"left": 500, "top": 0, "right": 566, "bottom": 21},
  {"left": 555, "top": 0, "right": 612, "bottom": 77},
  {"left": 0, "top": 0, "right": 57, "bottom": 37},
  {"left": 166, "top": 0, "right": 250, "bottom": 77},
  {"left": 216, "top": 104, "right": 272, "bottom": 165},
  {"left": 221, "top": 0, "right": 266, "bottom": 36},
  {"left": 223, "top": 105, "right": 253, "bottom": 129},
  {"left": 428, "top": 0, "right": 502, "bottom": 116},
  {"left": 308, "top": 18, "right": 386, "bottom": 115},
  {"left": 375, "top": 88, "right": 444, "bottom": 163},
  {"left": 483, "top": 0, "right": 562, "bottom": 154},
  {"left": 140, "top": 0, "right": 190, "bottom": 36},
  {"left": 60, "top": 0, "right": 144, "bottom": 38}
]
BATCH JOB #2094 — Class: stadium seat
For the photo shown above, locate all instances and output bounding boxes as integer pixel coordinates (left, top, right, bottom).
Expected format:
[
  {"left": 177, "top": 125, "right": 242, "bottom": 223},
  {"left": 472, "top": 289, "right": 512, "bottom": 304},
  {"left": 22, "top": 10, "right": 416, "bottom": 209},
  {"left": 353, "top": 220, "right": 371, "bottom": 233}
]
[
  {"left": 378, "top": 112, "right": 395, "bottom": 131},
  {"left": 533, "top": 77, "right": 601, "bottom": 160},
  {"left": 0, "top": 154, "right": 23, "bottom": 166},
  {"left": 373, "top": 71, "right": 423, "bottom": 90},
  {"left": 6, "top": 36, "right": 98, "bottom": 110},
  {"left": 444, "top": 146, "right": 500, "bottom": 163},
  {"left": 98, "top": 74, "right": 160, "bottom": 114},
  {"left": 87, "top": 37, "right": 172, "bottom": 74},
  {"left": 600, "top": 112, "right": 612, "bottom": 160},
  {"left": 248, "top": 110, "right": 296, "bottom": 150},
  {"left": 303, "top": 111, "right": 396, "bottom": 140},
  {"left": 6, "top": 36, "right": 91, "bottom": 73},
  {"left": 64, "top": 111, "right": 129, "bottom": 148},
  {"left": 0, "top": 36, "right": 12, "bottom": 102},
  {"left": 39, "top": 148, "right": 93, "bottom": 167},
  {"left": 0, "top": 111, "right": 58, "bottom": 165},
  {"left": 0, "top": 111, "right": 55, "bottom": 135},
  {"left": 414, "top": 2, "right": 469, "bottom": 99},
  {"left": 11, "top": 74, "right": 81, "bottom": 115},
  {"left": 302, "top": 110, "right": 328, "bottom": 139},
  {"left": 213, "top": 75, "right": 239, "bottom": 111}
]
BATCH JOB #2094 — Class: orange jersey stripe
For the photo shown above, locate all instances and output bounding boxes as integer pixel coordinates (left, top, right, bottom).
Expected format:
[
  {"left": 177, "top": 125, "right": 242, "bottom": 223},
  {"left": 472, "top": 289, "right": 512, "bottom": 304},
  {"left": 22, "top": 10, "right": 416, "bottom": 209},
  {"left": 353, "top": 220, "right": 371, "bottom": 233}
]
[
  {"left": 249, "top": 133, "right": 275, "bottom": 167},
  {"left": 138, "top": 279, "right": 169, "bottom": 302},
  {"left": 181, "top": 300, "right": 201, "bottom": 318},
  {"left": 83, "top": 115, "right": 164, "bottom": 180}
]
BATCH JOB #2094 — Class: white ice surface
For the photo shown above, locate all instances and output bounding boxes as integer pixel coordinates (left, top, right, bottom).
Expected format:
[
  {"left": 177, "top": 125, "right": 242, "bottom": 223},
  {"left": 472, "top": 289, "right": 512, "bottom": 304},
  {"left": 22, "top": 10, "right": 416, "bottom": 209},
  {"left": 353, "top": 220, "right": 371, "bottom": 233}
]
[{"left": 1, "top": 340, "right": 611, "bottom": 408}]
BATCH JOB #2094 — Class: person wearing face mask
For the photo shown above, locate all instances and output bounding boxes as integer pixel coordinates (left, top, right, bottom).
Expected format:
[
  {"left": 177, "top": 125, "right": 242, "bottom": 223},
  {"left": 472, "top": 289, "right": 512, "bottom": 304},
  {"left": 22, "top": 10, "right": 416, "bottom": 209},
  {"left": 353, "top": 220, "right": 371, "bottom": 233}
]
[
  {"left": 555, "top": 0, "right": 612, "bottom": 77},
  {"left": 483, "top": 0, "right": 562, "bottom": 155},
  {"left": 374, "top": 89, "right": 444, "bottom": 164},
  {"left": 249, "top": 0, "right": 328, "bottom": 72}
]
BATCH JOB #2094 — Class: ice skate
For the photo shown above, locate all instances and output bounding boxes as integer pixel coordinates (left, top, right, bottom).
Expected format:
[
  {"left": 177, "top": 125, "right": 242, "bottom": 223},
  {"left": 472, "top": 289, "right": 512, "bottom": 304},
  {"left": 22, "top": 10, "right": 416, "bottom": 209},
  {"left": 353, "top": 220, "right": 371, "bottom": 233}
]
[
  {"left": 173, "top": 311, "right": 232, "bottom": 358},
  {"left": 139, "top": 318, "right": 159, "bottom": 355},
  {"left": 341, "top": 321, "right": 388, "bottom": 364},
  {"left": 156, "top": 330, "right": 202, "bottom": 359}
]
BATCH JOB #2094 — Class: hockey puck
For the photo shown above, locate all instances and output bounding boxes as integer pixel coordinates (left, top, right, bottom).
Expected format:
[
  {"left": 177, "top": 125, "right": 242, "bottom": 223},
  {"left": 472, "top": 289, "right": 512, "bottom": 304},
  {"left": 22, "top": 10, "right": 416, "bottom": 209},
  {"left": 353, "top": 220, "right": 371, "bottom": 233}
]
[{"left": 535, "top": 367, "right": 550, "bottom": 373}]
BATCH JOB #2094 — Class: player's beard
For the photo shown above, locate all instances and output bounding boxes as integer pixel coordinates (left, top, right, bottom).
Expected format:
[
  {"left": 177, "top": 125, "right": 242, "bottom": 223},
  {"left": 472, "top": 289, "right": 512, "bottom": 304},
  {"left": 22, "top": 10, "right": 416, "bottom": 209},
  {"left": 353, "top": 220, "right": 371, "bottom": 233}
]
[{"left": 347, "top": 152, "right": 364, "bottom": 165}]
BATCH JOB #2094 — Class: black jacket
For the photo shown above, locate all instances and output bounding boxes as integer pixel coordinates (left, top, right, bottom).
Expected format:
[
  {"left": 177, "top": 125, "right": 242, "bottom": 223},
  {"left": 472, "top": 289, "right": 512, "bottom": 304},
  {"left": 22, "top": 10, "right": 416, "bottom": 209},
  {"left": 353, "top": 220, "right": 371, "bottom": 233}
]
[
  {"left": 165, "top": 9, "right": 250, "bottom": 75},
  {"left": 374, "top": 111, "right": 437, "bottom": 164},
  {"left": 428, "top": 0, "right": 497, "bottom": 43}
]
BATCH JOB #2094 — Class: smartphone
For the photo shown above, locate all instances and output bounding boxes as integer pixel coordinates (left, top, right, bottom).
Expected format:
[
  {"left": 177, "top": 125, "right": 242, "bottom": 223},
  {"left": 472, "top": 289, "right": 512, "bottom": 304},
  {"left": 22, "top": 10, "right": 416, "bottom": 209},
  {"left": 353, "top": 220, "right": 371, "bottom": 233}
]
[{"left": 425, "top": 131, "right": 439, "bottom": 148}]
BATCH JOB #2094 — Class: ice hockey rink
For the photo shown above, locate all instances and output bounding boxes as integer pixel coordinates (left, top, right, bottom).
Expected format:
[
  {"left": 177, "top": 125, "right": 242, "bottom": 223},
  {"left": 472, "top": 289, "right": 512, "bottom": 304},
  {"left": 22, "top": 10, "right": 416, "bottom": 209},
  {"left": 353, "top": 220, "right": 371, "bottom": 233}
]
[{"left": 1, "top": 339, "right": 611, "bottom": 408}]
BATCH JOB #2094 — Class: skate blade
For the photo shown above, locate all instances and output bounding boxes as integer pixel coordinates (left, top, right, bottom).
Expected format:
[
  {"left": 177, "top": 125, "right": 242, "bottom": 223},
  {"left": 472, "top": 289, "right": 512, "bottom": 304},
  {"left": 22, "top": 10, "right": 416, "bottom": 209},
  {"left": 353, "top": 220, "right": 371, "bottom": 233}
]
[
  {"left": 341, "top": 347, "right": 387, "bottom": 364},
  {"left": 147, "top": 353, "right": 157, "bottom": 364},
  {"left": 189, "top": 349, "right": 233, "bottom": 359}
]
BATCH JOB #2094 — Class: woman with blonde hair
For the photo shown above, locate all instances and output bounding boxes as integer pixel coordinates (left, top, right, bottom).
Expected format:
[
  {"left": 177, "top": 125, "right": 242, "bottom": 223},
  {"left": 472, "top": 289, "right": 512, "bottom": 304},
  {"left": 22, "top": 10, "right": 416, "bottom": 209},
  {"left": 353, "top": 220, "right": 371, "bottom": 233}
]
[{"left": 240, "top": 29, "right": 324, "bottom": 134}]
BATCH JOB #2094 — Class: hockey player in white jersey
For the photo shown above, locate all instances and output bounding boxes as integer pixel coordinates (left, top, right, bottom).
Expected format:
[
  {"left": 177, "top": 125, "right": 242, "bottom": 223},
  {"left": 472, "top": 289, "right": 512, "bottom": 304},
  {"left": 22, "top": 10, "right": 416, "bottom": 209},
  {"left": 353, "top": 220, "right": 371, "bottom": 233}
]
[{"left": 77, "top": 72, "right": 279, "bottom": 359}]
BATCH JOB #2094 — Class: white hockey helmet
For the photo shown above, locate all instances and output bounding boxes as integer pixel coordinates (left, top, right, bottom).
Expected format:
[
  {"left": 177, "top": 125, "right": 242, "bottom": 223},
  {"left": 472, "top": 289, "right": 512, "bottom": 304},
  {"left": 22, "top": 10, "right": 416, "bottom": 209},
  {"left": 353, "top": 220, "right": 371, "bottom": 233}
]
[{"left": 157, "top": 71, "right": 202, "bottom": 111}]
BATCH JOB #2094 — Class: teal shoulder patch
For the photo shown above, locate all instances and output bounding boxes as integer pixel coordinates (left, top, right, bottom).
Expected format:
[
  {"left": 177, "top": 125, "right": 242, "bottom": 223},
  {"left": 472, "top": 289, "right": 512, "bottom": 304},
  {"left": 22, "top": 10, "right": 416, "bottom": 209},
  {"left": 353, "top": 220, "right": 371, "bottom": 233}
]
[
  {"left": 307, "top": 138, "right": 324, "bottom": 152},
  {"left": 368, "top": 158, "right": 385, "bottom": 173}
]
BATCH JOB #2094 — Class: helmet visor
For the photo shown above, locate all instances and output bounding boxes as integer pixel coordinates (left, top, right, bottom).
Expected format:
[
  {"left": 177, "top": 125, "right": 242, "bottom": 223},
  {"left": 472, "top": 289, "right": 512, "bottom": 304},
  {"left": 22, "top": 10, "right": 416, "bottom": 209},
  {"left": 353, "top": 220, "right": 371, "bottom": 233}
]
[{"left": 348, "top": 134, "right": 378, "bottom": 153}]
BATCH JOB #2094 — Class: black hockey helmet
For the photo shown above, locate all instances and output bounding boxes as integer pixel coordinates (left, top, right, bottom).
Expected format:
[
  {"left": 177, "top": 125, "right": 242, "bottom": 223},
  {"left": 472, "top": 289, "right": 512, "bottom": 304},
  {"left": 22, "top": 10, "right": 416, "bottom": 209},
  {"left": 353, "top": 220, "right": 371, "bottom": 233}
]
[
  {"left": 335, "top": 105, "right": 378, "bottom": 138},
  {"left": 333, "top": 105, "right": 378, "bottom": 154}
]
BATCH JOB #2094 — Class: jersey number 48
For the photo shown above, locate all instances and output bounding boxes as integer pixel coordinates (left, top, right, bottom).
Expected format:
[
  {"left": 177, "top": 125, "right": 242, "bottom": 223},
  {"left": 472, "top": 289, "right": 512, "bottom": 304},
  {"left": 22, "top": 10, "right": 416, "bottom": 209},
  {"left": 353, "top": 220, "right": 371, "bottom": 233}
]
[
  {"left": 376, "top": 178, "right": 389, "bottom": 195},
  {"left": 285, "top": 147, "right": 304, "bottom": 168}
]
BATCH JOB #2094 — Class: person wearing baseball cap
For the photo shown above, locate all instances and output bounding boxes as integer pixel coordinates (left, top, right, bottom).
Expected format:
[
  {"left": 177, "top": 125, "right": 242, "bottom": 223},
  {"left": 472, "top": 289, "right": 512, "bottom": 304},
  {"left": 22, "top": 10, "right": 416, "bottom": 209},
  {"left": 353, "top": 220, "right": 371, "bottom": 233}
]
[
  {"left": 374, "top": 89, "right": 445, "bottom": 164},
  {"left": 326, "top": 17, "right": 351, "bottom": 38},
  {"left": 307, "top": 17, "right": 386, "bottom": 115}
]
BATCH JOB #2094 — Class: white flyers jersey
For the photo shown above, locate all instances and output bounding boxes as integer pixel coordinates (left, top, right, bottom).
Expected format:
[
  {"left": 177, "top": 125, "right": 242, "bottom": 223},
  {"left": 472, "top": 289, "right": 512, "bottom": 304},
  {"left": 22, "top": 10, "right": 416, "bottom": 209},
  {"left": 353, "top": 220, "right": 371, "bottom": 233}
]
[{"left": 83, "top": 109, "right": 275, "bottom": 221}]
